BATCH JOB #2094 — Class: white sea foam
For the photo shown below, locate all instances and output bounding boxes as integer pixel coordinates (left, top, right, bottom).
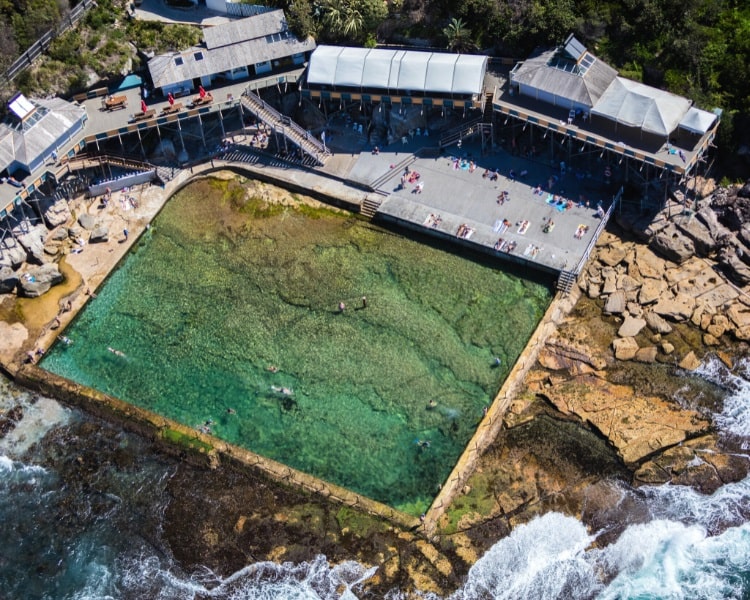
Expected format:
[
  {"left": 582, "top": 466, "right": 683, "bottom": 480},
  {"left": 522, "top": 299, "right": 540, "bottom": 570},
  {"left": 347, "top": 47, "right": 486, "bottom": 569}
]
[{"left": 696, "top": 355, "right": 750, "bottom": 438}]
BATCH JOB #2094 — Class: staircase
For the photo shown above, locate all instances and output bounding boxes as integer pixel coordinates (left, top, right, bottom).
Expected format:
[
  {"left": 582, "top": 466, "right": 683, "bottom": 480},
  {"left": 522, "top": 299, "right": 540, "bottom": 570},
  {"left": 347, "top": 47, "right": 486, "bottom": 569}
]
[
  {"left": 240, "top": 90, "right": 331, "bottom": 166},
  {"left": 556, "top": 270, "right": 578, "bottom": 294},
  {"left": 360, "top": 196, "right": 383, "bottom": 218},
  {"left": 438, "top": 116, "right": 493, "bottom": 148},
  {"left": 483, "top": 91, "right": 494, "bottom": 123}
]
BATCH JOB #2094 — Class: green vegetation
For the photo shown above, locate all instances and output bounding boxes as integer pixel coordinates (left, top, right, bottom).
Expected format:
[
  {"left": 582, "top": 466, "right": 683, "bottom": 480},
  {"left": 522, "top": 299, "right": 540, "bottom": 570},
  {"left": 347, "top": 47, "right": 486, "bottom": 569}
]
[
  {"left": 162, "top": 427, "right": 214, "bottom": 453},
  {"left": 335, "top": 506, "right": 390, "bottom": 538}
]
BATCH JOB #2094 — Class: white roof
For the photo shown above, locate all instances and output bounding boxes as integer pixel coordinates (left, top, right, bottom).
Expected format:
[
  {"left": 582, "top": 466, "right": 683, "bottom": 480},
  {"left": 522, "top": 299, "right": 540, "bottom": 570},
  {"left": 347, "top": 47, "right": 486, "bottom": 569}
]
[
  {"left": 591, "top": 77, "right": 692, "bottom": 137},
  {"left": 307, "top": 46, "right": 488, "bottom": 95},
  {"left": 679, "top": 106, "right": 717, "bottom": 135}
]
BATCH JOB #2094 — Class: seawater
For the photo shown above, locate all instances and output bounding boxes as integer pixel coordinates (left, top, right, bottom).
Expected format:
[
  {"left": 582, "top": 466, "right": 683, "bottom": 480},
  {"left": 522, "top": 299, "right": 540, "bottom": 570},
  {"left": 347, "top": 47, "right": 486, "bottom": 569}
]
[
  {"left": 2, "top": 355, "right": 749, "bottom": 598},
  {"left": 40, "top": 178, "right": 552, "bottom": 513}
]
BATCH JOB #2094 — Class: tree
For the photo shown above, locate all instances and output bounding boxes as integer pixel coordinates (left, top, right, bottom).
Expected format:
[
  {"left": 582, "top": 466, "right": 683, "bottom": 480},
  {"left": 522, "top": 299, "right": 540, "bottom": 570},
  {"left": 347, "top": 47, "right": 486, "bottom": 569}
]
[{"left": 442, "top": 17, "right": 474, "bottom": 53}]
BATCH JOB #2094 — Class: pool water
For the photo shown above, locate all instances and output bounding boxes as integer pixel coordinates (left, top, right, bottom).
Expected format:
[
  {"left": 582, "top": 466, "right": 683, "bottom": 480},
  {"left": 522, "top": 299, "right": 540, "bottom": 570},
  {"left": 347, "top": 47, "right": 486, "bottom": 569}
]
[{"left": 42, "top": 177, "right": 552, "bottom": 514}]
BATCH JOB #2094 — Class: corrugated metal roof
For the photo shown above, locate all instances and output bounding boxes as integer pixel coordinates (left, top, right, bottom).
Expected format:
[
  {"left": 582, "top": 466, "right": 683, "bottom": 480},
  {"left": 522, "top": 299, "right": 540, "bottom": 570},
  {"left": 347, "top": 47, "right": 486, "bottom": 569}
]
[
  {"left": 306, "top": 46, "right": 488, "bottom": 96},
  {"left": 512, "top": 46, "right": 617, "bottom": 108},
  {"left": 148, "top": 10, "right": 315, "bottom": 89},
  {"left": 203, "top": 9, "right": 288, "bottom": 50}
]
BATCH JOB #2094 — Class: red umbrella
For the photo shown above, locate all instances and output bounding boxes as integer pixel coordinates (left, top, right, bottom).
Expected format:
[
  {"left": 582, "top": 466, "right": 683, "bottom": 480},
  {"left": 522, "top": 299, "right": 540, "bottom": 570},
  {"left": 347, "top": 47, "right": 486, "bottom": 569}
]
[
  {"left": 199, "top": 85, "right": 206, "bottom": 99},
  {"left": 141, "top": 99, "right": 147, "bottom": 113},
  {"left": 167, "top": 93, "right": 175, "bottom": 106}
]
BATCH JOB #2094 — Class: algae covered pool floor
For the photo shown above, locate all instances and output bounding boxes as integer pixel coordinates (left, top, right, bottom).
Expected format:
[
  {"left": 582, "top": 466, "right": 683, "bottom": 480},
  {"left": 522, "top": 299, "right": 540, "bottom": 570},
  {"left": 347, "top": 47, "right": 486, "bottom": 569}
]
[{"left": 42, "top": 178, "right": 551, "bottom": 514}]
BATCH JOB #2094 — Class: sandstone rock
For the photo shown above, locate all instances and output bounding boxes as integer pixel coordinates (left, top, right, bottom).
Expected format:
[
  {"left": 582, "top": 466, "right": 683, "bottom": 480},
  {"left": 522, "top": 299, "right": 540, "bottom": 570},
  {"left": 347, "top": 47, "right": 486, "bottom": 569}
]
[
  {"left": 16, "top": 224, "right": 47, "bottom": 265},
  {"left": 703, "top": 333, "right": 720, "bottom": 346},
  {"left": 587, "top": 281, "right": 601, "bottom": 299},
  {"left": 652, "top": 293, "right": 695, "bottom": 321},
  {"left": 50, "top": 227, "right": 69, "bottom": 242},
  {"left": 707, "top": 314, "right": 729, "bottom": 337},
  {"left": 678, "top": 351, "right": 701, "bottom": 371},
  {"left": 617, "top": 273, "right": 641, "bottom": 292},
  {"left": 543, "top": 374, "right": 709, "bottom": 466},
  {"left": 612, "top": 337, "right": 639, "bottom": 360},
  {"left": 644, "top": 311, "right": 673, "bottom": 334},
  {"left": 716, "top": 350, "right": 733, "bottom": 369},
  {"left": 719, "top": 247, "right": 750, "bottom": 286},
  {"left": 78, "top": 213, "right": 97, "bottom": 230},
  {"left": 727, "top": 304, "right": 750, "bottom": 330},
  {"left": 44, "top": 198, "right": 72, "bottom": 229},
  {"left": 635, "top": 246, "right": 666, "bottom": 279},
  {"left": 696, "top": 207, "right": 732, "bottom": 244},
  {"left": 17, "top": 263, "right": 63, "bottom": 298},
  {"left": 634, "top": 346, "right": 658, "bottom": 363},
  {"left": 89, "top": 225, "right": 109, "bottom": 244},
  {"left": 638, "top": 278, "right": 667, "bottom": 305},
  {"left": 626, "top": 302, "right": 643, "bottom": 318},
  {"left": 674, "top": 214, "right": 717, "bottom": 255},
  {"left": 0, "top": 266, "right": 18, "bottom": 294},
  {"left": 602, "top": 270, "right": 617, "bottom": 295},
  {"left": 733, "top": 326, "right": 750, "bottom": 341},
  {"left": 0, "top": 237, "right": 27, "bottom": 269},
  {"left": 661, "top": 341, "right": 675, "bottom": 355},
  {"left": 618, "top": 316, "right": 646, "bottom": 338},
  {"left": 650, "top": 224, "right": 695, "bottom": 264},
  {"left": 599, "top": 243, "right": 629, "bottom": 267},
  {"left": 604, "top": 290, "right": 626, "bottom": 314},
  {"left": 538, "top": 337, "right": 608, "bottom": 372}
]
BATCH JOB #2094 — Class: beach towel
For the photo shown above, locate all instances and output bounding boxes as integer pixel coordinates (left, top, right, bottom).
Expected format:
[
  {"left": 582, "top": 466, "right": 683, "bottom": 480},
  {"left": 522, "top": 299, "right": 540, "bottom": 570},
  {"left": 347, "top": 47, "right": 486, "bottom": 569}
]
[
  {"left": 517, "top": 221, "right": 530, "bottom": 234},
  {"left": 493, "top": 219, "right": 503, "bottom": 232}
]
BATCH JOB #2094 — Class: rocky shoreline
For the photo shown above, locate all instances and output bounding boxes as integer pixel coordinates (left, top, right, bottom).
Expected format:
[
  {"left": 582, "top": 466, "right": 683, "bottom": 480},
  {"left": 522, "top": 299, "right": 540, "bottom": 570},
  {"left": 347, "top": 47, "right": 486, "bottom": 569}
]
[{"left": 2, "top": 172, "right": 750, "bottom": 596}]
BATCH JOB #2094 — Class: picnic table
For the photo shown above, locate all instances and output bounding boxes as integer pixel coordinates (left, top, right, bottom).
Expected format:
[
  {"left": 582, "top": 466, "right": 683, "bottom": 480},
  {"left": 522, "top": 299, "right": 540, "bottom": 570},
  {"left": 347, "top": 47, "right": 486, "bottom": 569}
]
[
  {"left": 190, "top": 93, "right": 213, "bottom": 108},
  {"left": 132, "top": 109, "right": 156, "bottom": 122},
  {"left": 161, "top": 102, "right": 183, "bottom": 115},
  {"left": 102, "top": 95, "right": 128, "bottom": 111}
]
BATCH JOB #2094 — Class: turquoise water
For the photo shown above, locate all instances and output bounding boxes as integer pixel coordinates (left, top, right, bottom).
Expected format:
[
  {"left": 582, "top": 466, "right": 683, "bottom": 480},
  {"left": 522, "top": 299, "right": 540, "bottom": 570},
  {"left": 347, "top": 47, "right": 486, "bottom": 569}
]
[{"left": 42, "top": 178, "right": 551, "bottom": 513}]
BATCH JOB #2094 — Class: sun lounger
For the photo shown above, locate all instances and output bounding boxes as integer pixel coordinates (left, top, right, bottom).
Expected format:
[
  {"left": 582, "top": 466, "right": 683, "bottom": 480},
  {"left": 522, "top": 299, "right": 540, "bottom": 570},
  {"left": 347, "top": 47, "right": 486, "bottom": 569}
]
[
  {"left": 132, "top": 109, "right": 156, "bottom": 122},
  {"left": 517, "top": 221, "right": 530, "bottom": 234}
]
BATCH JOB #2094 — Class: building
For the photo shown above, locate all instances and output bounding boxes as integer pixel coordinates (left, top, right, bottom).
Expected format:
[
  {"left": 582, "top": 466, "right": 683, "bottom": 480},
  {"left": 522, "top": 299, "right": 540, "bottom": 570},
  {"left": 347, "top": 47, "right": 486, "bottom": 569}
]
[
  {"left": 302, "top": 46, "right": 489, "bottom": 112},
  {"left": 493, "top": 34, "right": 720, "bottom": 201},
  {"left": 0, "top": 93, "right": 87, "bottom": 179},
  {"left": 147, "top": 9, "right": 316, "bottom": 97}
]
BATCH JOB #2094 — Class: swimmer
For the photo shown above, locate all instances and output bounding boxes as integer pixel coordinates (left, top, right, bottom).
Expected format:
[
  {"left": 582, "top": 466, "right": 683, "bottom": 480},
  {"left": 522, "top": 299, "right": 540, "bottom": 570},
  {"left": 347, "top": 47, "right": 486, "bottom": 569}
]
[
  {"left": 416, "top": 439, "right": 431, "bottom": 450},
  {"left": 58, "top": 335, "right": 72, "bottom": 346},
  {"left": 492, "top": 356, "right": 502, "bottom": 367},
  {"left": 271, "top": 385, "right": 293, "bottom": 396},
  {"left": 107, "top": 347, "right": 126, "bottom": 358},
  {"left": 426, "top": 399, "right": 437, "bottom": 410},
  {"left": 267, "top": 365, "right": 279, "bottom": 373},
  {"left": 205, "top": 419, "right": 214, "bottom": 426},
  {"left": 227, "top": 408, "right": 236, "bottom": 415}
]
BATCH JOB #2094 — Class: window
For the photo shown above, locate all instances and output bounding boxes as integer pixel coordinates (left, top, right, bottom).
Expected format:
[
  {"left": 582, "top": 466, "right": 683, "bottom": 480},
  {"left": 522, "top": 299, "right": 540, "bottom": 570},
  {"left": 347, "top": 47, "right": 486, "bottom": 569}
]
[
  {"left": 174, "top": 56, "right": 184, "bottom": 66},
  {"left": 194, "top": 52, "right": 204, "bottom": 61}
]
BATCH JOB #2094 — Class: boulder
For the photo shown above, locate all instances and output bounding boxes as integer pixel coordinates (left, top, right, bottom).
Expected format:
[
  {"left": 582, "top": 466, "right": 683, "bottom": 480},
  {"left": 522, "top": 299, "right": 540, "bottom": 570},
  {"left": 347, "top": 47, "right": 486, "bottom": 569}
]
[
  {"left": 726, "top": 304, "right": 750, "bottom": 330},
  {"left": 17, "top": 263, "right": 63, "bottom": 298},
  {"left": 650, "top": 224, "right": 695, "bottom": 264},
  {"left": 697, "top": 207, "right": 732, "bottom": 245},
  {"left": 89, "top": 225, "right": 109, "bottom": 244},
  {"left": 719, "top": 248, "right": 750, "bottom": 286},
  {"left": 604, "top": 290, "right": 627, "bottom": 314},
  {"left": 598, "top": 243, "right": 629, "bottom": 267},
  {"left": 678, "top": 351, "right": 702, "bottom": 371},
  {"left": 538, "top": 337, "right": 608, "bottom": 373},
  {"left": 652, "top": 293, "right": 695, "bottom": 321},
  {"left": 638, "top": 278, "right": 667, "bottom": 305},
  {"left": 0, "top": 266, "right": 19, "bottom": 294},
  {"left": 661, "top": 341, "right": 675, "bottom": 355},
  {"left": 612, "top": 337, "right": 639, "bottom": 360},
  {"left": 644, "top": 310, "right": 673, "bottom": 334},
  {"left": 50, "top": 227, "right": 69, "bottom": 242},
  {"left": 0, "top": 238, "right": 27, "bottom": 269},
  {"left": 44, "top": 198, "right": 72, "bottom": 229},
  {"left": 634, "top": 346, "right": 658, "bottom": 363},
  {"left": 78, "top": 213, "right": 97, "bottom": 230},
  {"left": 617, "top": 273, "right": 641, "bottom": 292},
  {"left": 618, "top": 316, "right": 647, "bottom": 338},
  {"left": 674, "top": 214, "right": 717, "bottom": 256},
  {"left": 15, "top": 224, "right": 47, "bottom": 265}
]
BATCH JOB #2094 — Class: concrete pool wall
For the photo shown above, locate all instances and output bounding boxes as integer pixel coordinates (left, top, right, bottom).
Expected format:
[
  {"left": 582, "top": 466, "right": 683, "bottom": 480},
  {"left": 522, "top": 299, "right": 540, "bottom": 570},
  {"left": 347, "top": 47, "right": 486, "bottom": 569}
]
[{"left": 2, "top": 153, "right": 582, "bottom": 535}]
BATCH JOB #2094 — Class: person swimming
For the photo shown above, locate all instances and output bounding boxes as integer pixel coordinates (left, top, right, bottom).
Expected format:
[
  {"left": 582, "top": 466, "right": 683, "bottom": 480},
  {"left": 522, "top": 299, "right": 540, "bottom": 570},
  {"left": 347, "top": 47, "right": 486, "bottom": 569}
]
[
  {"left": 107, "top": 347, "right": 126, "bottom": 358},
  {"left": 271, "top": 385, "right": 293, "bottom": 396},
  {"left": 426, "top": 399, "right": 438, "bottom": 410},
  {"left": 267, "top": 365, "right": 279, "bottom": 373},
  {"left": 416, "top": 439, "right": 431, "bottom": 450},
  {"left": 58, "top": 335, "right": 72, "bottom": 346}
]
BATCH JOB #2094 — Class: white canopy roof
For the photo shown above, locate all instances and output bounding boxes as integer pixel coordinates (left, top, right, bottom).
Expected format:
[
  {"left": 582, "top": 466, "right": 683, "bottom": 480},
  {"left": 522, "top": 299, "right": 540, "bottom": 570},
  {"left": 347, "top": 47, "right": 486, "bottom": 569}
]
[
  {"left": 679, "top": 106, "right": 717, "bottom": 134},
  {"left": 307, "top": 46, "right": 488, "bottom": 95},
  {"left": 591, "top": 77, "right": 691, "bottom": 137}
]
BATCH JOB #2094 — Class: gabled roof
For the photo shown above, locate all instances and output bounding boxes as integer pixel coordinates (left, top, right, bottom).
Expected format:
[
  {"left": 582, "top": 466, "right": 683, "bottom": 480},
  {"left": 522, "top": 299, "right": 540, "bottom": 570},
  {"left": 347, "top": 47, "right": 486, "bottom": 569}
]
[
  {"left": 591, "top": 77, "right": 692, "bottom": 137},
  {"left": 306, "top": 46, "right": 488, "bottom": 96},
  {"left": 148, "top": 10, "right": 315, "bottom": 89},
  {"left": 0, "top": 95, "right": 86, "bottom": 172},
  {"left": 511, "top": 38, "right": 617, "bottom": 108}
]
